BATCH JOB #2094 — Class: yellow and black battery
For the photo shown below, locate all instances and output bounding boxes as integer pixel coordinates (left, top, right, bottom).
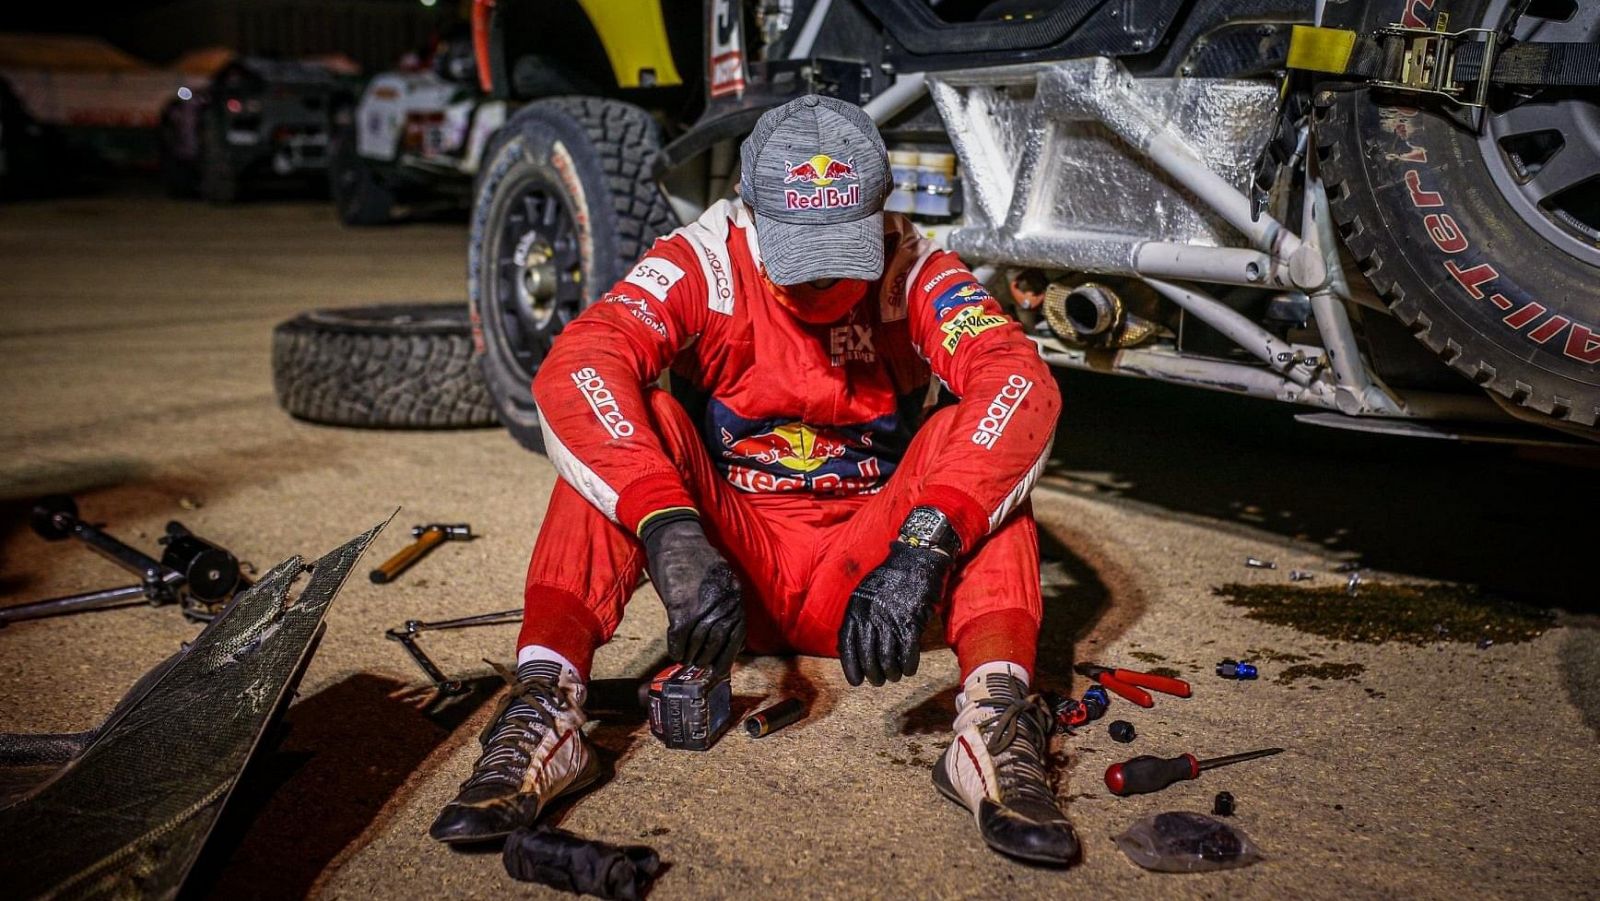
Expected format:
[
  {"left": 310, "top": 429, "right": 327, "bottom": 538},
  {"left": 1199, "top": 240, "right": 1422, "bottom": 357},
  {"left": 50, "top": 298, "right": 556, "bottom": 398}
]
[{"left": 645, "top": 663, "right": 732, "bottom": 751}]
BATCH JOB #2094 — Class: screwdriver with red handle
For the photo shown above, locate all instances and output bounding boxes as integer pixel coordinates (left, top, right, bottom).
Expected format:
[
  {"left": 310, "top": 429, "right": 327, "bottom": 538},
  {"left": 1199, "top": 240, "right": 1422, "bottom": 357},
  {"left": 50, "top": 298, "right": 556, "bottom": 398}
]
[{"left": 1104, "top": 747, "right": 1284, "bottom": 796}]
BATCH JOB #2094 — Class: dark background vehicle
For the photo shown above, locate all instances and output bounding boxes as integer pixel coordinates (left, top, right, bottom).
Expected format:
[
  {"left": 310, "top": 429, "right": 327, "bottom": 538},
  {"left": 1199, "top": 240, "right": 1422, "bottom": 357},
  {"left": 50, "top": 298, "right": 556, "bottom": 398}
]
[
  {"left": 328, "top": 33, "right": 514, "bottom": 226},
  {"left": 160, "top": 56, "right": 356, "bottom": 202}
]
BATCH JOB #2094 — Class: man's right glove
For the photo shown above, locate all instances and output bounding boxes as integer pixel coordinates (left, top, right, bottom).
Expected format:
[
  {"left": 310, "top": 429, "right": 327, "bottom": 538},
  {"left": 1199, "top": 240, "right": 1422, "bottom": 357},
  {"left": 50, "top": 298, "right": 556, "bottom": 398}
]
[{"left": 642, "top": 517, "right": 745, "bottom": 673}]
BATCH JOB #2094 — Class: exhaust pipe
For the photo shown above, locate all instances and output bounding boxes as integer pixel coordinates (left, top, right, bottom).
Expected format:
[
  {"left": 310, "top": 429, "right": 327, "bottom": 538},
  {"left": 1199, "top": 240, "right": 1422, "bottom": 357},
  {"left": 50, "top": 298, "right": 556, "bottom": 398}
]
[{"left": 1041, "top": 281, "right": 1160, "bottom": 349}]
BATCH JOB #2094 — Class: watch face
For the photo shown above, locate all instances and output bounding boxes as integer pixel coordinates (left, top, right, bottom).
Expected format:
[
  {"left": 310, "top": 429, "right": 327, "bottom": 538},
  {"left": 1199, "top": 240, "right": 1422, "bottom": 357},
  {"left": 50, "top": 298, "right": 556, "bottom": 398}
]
[{"left": 904, "top": 508, "right": 942, "bottom": 536}]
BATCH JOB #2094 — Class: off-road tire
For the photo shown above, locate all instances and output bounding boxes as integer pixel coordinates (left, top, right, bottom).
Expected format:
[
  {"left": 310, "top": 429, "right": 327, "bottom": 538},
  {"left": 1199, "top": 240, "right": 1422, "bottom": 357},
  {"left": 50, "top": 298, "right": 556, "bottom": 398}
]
[
  {"left": 468, "top": 97, "right": 677, "bottom": 453},
  {"left": 1317, "top": 0, "right": 1600, "bottom": 429},
  {"left": 272, "top": 304, "right": 497, "bottom": 429},
  {"left": 330, "top": 120, "right": 395, "bottom": 226}
]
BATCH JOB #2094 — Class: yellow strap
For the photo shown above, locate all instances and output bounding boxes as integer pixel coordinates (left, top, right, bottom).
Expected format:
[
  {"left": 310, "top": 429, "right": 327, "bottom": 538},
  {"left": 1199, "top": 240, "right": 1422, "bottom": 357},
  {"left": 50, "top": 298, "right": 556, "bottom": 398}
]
[{"left": 1287, "top": 25, "right": 1358, "bottom": 74}]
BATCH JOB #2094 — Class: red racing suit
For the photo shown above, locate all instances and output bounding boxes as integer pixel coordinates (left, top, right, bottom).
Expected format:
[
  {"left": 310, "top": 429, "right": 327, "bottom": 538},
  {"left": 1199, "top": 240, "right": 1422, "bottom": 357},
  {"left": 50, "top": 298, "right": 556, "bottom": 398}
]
[{"left": 520, "top": 199, "right": 1061, "bottom": 678}]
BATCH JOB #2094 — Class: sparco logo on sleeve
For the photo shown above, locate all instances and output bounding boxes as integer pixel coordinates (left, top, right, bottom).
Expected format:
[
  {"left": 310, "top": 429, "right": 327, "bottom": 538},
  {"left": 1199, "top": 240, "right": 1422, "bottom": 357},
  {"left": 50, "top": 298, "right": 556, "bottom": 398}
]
[
  {"left": 971, "top": 375, "right": 1031, "bottom": 449},
  {"left": 571, "top": 367, "right": 635, "bottom": 438}
]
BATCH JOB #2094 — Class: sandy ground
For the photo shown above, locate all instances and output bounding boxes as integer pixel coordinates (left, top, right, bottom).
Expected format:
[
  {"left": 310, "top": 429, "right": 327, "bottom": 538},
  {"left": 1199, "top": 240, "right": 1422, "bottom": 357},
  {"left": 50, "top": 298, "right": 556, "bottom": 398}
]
[{"left": 2, "top": 193, "right": 1597, "bottom": 899}]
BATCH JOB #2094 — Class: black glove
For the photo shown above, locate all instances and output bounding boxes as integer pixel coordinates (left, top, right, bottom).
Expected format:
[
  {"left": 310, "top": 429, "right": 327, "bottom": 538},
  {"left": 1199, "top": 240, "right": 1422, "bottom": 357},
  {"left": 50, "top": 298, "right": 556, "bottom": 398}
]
[
  {"left": 642, "top": 518, "right": 745, "bottom": 673},
  {"left": 837, "top": 541, "right": 954, "bottom": 687}
]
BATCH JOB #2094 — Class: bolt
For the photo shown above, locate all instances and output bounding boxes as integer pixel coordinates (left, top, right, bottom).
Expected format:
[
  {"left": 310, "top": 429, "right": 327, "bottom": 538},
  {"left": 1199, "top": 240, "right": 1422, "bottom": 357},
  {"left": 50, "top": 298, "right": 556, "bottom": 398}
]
[
  {"left": 1346, "top": 571, "right": 1362, "bottom": 596},
  {"left": 1246, "top": 557, "right": 1277, "bottom": 570},
  {"left": 1217, "top": 659, "right": 1258, "bottom": 680},
  {"left": 1289, "top": 570, "right": 1313, "bottom": 582},
  {"left": 1108, "top": 720, "right": 1136, "bottom": 743},
  {"left": 1477, "top": 638, "right": 1494, "bottom": 650}
]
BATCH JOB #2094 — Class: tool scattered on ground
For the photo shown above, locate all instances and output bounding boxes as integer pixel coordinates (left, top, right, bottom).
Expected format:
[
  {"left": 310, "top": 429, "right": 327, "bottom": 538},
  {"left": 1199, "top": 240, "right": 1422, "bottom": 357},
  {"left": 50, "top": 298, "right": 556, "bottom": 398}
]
[
  {"left": 1346, "top": 571, "right": 1363, "bottom": 596},
  {"left": 744, "top": 698, "right": 806, "bottom": 738},
  {"left": 1074, "top": 663, "right": 1191, "bottom": 709},
  {"left": 1332, "top": 560, "right": 1362, "bottom": 573},
  {"left": 646, "top": 663, "right": 732, "bottom": 751},
  {"left": 1477, "top": 637, "right": 1494, "bottom": 650},
  {"left": 1105, "top": 747, "right": 1284, "bottom": 796},
  {"left": 1046, "top": 685, "right": 1111, "bottom": 731},
  {"left": 1114, "top": 812, "right": 1261, "bottom": 873},
  {"left": 1289, "top": 570, "right": 1313, "bottom": 582},
  {"left": 1213, "top": 791, "right": 1236, "bottom": 816},
  {"left": 385, "top": 608, "right": 521, "bottom": 694},
  {"left": 1109, "top": 720, "right": 1136, "bottom": 743},
  {"left": 1216, "top": 659, "right": 1259, "bottom": 680},
  {"left": 503, "top": 825, "right": 661, "bottom": 901},
  {"left": 1, "top": 495, "right": 246, "bottom": 627},
  {"left": 1245, "top": 557, "right": 1277, "bottom": 569},
  {"left": 369, "top": 522, "right": 474, "bottom": 584}
]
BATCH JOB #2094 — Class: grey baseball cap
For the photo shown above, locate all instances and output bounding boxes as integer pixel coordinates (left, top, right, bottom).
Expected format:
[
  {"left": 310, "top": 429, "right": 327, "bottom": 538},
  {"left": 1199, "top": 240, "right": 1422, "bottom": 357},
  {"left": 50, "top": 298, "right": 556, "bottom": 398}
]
[{"left": 740, "top": 95, "right": 891, "bottom": 285}]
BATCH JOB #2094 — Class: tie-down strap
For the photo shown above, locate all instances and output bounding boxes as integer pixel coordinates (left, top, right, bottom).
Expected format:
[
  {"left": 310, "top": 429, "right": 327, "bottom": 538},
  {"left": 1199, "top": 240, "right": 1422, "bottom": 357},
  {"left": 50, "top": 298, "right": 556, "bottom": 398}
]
[{"left": 1288, "top": 23, "right": 1600, "bottom": 107}]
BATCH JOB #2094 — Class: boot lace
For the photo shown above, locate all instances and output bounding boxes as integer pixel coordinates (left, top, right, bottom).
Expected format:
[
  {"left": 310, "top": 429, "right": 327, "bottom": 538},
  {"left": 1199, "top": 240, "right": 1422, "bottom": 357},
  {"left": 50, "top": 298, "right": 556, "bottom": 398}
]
[
  {"left": 461, "top": 659, "right": 569, "bottom": 792},
  {"left": 976, "top": 692, "right": 1058, "bottom": 808}
]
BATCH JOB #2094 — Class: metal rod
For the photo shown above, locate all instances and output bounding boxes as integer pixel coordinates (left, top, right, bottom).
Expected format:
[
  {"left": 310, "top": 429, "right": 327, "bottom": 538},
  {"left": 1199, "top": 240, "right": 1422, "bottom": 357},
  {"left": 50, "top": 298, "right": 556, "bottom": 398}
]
[
  {"left": 1134, "top": 242, "right": 1296, "bottom": 289},
  {"left": 786, "top": 0, "right": 833, "bottom": 60},
  {"left": 1142, "top": 277, "right": 1318, "bottom": 386},
  {"left": 864, "top": 72, "right": 928, "bottom": 125},
  {"left": 0, "top": 584, "right": 151, "bottom": 626},
  {"left": 1036, "top": 341, "right": 1335, "bottom": 406},
  {"left": 1301, "top": 161, "right": 1402, "bottom": 415},
  {"left": 66, "top": 517, "right": 167, "bottom": 583}
]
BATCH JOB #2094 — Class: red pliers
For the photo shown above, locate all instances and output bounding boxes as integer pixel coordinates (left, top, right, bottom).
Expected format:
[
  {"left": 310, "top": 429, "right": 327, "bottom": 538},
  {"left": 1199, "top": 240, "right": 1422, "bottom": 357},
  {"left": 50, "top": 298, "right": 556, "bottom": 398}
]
[{"left": 1073, "top": 663, "right": 1192, "bottom": 708}]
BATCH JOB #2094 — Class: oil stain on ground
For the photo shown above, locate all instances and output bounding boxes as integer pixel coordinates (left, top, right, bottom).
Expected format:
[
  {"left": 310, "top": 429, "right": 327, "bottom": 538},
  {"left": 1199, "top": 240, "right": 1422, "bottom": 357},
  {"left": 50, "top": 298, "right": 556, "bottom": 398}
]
[
  {"left": 1214, "top": 582, "right": 1554, "bottom": 645},
  {"left": 1276, "top": 662, "right": 1365, "bottom": 684}
]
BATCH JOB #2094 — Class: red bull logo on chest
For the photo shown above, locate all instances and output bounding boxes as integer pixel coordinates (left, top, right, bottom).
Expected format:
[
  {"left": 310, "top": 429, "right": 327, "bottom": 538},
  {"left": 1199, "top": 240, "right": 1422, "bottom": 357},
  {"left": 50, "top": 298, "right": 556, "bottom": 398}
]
[
  {"left": 719, "top": 422, "right": 855, "bottom": 473},
  {"left": 782, "top": 153, "right": 860, "bottom": 211}
]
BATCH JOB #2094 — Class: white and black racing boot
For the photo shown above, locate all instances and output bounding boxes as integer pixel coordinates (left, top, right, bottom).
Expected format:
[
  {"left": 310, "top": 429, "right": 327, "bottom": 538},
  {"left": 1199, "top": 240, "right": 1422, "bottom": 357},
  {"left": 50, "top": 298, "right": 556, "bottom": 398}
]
[
  {"left": 932, "top": 663, "right": 1081, "bottom": 866},
  {"left": 428, "top": 659, "right": 601, "bottom": 844}
]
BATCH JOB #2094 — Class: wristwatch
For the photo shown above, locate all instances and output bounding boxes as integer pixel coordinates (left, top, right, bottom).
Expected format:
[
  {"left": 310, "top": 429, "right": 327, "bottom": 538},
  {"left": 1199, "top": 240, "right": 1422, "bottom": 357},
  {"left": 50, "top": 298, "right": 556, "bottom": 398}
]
[{"left": 897, "top": 506, "right": 962, "bottom": 557}]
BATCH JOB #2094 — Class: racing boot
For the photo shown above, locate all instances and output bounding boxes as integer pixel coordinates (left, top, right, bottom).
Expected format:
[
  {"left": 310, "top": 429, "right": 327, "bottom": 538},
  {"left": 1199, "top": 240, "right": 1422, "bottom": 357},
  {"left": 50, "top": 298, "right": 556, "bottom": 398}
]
[
  {"left": 429, "top": 659, "right": 601, "bottom": 843},
  {"left": 932, "top": 664, "right": 1081, "bottom": 866}
]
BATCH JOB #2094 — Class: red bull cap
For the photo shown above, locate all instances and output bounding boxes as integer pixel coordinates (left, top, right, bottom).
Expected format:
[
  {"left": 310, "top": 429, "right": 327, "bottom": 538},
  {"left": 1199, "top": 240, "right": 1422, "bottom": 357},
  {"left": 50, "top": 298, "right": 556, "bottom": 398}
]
[{"left": 740, "top": 95, "right": 891, "bottom": 286}]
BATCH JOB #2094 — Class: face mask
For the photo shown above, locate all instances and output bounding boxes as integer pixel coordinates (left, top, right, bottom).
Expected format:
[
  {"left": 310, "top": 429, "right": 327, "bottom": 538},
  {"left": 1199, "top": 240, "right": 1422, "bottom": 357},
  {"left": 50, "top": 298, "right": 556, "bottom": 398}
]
[{"left": 766, "top": 273, "right": 870, "bottom": 324}]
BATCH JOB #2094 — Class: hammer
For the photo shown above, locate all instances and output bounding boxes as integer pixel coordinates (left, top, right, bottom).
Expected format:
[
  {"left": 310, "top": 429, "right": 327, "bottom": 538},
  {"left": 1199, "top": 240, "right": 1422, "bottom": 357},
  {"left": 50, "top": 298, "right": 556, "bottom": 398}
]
[{"left": 370, "top": 523, "right": 473, "bottom": 584}]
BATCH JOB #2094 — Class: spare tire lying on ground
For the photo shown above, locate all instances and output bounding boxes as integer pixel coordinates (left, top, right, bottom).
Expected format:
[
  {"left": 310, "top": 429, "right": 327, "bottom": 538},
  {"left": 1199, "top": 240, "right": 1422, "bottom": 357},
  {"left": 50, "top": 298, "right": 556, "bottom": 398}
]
[{"left": 272, "top": 303, "right": 498, "bottom": 428}]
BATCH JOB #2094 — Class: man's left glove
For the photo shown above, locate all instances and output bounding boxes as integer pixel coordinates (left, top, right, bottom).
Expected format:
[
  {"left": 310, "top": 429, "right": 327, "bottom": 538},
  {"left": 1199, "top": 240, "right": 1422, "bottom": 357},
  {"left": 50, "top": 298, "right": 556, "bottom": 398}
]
[
  {"left": 642, "top": 517, "right": 746, "bottom": 673},
  {"left": 837, "top": 540, "right": 954, "bottom": 687}
]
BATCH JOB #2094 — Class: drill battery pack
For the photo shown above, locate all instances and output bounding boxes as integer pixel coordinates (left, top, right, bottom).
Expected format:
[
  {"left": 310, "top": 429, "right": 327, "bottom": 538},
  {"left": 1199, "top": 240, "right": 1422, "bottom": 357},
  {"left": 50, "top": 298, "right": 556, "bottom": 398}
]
[{"left": 646, "top": 663, "right": 732, "bottom": 751}]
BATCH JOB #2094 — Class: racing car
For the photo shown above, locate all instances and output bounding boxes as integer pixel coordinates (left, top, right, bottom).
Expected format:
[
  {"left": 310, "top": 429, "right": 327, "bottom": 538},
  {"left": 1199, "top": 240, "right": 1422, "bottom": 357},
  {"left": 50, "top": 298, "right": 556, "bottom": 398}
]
[
  {"left": 328, "top": 34, "right": 516, "bottom": 225},
  {"left": 467, "top": 0, "right": 1600, "bottom": 450}
]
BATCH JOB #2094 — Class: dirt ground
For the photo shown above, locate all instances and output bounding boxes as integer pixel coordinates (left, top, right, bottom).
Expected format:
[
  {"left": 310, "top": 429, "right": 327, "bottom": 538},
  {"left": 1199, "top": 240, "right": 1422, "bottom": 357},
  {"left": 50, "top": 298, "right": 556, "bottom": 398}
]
[{"left": 2, "top": 193, "right": 1597, "bottom": 899}]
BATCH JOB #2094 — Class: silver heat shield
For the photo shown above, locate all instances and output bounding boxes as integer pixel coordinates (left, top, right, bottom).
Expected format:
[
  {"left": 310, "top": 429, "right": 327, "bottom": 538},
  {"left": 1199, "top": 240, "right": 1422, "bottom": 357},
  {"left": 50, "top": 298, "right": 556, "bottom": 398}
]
[{"left": 928, "top": 58, "right": 1281, "bottom": 273}]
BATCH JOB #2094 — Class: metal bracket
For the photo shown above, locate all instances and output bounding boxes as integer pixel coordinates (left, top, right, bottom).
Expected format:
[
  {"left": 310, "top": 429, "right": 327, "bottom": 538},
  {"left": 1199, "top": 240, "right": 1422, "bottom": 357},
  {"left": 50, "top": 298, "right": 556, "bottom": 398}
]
[{"left": 1372, "top": 25, "right": 1499, "bottom": 108}]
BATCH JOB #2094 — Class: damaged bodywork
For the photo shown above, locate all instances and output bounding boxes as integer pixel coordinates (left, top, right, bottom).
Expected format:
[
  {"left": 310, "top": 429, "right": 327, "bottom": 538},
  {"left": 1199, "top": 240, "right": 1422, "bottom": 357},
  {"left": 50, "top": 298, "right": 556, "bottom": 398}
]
[{"left": 0, "top": 521, "right": 386, "bottom": 900}]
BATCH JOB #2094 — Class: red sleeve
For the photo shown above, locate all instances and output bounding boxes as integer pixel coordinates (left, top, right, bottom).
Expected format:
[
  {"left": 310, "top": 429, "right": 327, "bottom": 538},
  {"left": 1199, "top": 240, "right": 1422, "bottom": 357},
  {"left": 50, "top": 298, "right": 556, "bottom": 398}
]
[
  {"left": 531, "top": 236, "right": 709, "bottom": 535},
  {"left": 904, "top": 248, "right": 1061, "bottom": 552}
]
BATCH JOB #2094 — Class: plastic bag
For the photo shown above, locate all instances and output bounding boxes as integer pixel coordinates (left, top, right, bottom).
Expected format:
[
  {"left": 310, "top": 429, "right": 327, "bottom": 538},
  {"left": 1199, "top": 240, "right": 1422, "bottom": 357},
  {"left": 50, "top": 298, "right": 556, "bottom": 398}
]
[{"left": 1114, "top": 811, "right": 1263, "bottom": 873}]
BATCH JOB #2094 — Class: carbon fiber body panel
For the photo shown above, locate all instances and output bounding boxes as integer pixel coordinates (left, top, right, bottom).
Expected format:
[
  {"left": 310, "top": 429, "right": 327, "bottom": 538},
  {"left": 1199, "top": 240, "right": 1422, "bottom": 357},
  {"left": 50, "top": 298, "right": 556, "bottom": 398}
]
[{"left": 0, "top": 521, "right": 385, "bottom": 900}]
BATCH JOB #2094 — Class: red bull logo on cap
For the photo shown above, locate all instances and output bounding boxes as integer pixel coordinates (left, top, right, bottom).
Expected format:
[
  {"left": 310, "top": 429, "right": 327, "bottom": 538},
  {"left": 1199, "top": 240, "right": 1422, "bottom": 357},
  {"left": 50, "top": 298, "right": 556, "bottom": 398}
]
[{"left": 782, "top": 152, "right": 861, "bottom": 211}]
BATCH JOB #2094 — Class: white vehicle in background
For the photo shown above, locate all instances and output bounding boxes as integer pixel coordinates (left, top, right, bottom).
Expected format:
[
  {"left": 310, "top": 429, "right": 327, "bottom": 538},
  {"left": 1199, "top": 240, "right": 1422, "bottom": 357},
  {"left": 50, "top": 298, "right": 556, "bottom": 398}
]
[{"left": 329, "top": 36, "right": 509, "bottom": 225}]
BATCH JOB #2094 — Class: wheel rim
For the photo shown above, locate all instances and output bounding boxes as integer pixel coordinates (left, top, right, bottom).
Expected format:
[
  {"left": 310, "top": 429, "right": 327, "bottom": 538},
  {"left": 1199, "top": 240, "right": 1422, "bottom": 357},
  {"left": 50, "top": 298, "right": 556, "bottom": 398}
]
[
  {"left": 1478, "top": 0, "right": 1600, "bottom": 268},
  {"left": 489, "top": 174, "right": 584, "bottom": 381}
]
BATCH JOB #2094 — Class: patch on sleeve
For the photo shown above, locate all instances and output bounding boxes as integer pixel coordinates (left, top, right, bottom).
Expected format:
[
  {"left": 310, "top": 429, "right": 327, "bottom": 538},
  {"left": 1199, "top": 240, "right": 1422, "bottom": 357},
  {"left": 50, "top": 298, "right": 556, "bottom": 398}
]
[
  {"left": 939, "top": 305, "right": 1009, "bottom": 353},
  {"left": 623, "top": 257, "right": 687, "bottom": 301},
  {"left": 931, "top": 281, "right": 994, "bottom": 320},
  {"left": 601, "top": 292, "right": 668, "bottom": 338}
]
